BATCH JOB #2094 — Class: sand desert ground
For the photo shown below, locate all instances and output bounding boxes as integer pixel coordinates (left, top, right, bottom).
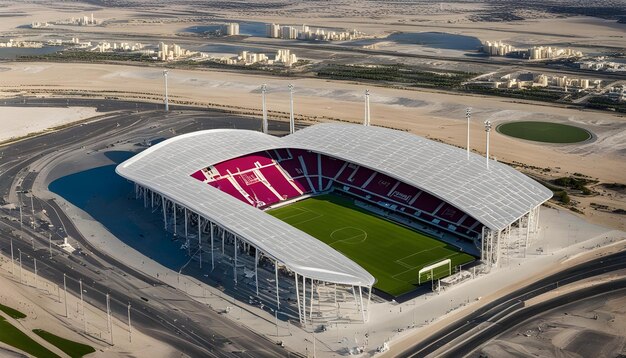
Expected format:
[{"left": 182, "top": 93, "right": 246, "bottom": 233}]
[
  {"left": 0, "top": 254, "right": 180, "bottom": 357},
  {"left": 0, "top": 0, "right": 625, "bottom": 356},
  {"left": 1, "top": 61, "right": 624, "bottom": 231}
]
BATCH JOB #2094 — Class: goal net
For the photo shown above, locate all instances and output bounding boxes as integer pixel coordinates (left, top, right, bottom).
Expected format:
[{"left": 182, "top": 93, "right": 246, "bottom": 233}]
[{"left": 418, "top": 258, "right": 451, "bottom": 285}]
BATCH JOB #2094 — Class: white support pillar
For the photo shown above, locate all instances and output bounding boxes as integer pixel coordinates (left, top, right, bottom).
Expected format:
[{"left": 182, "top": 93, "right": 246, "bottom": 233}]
[
  {"left": 173, "top": 202, "right": 177, "bottom": 235},
  {"left": 302, "top": 276, "right": 307, "bottom": 325},
  {"left": 275, "top": 260, "right": 280, "bottom": 309},
  {"left": 309, "top": 279, "right": 314, "bottom": 322},
  {"left": 367, "top": 286, "right": 372, "bottom": 322},
  {"left": 197, "top": 213, "right": 202, "bottom": 269},
  {"left": 184, "top": 207, "right": 188, "bottom": 239},
  {"left": 526, "top": 211, "right": 531, "bottom": 248},
  {"left": 294, "top": 273, "right": 302, "bottom": 324},
  {"left": 210, "top": 222, "right": 214, "bottom": 270},
  {"left": 161, "top": 196, "right": 167, "bottom": 230},
  {"left": 358, "top": 286, "right": 366, "bottom": 323},
  {"left": 151, "top": 191, "right": 154, "bottom": 208},
  {"left": 222, "top": 229, "right": 225, "bottom": 254},
  {"left": 233, "top": 236, "right": 237, "bottom": 284},
  {"left": 255, "top": 249, "right": 259, "bottom": 296},
  {"left": 534, "top": 206, "right": 541, "bottom": 232}
]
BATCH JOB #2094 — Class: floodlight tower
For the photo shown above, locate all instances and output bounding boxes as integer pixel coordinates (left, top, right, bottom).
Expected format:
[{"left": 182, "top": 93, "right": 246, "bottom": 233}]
[
  {"left": 163, "top": 70, "right": 169, "bottom": 112},
  {"left": 261, "top": 84, "right": 268, "bottom": 134},
  {"left": 466, "top": 107, "right": 471, "bottom": 159},
  {"left": 288, "top": 84, "right": 295, "bottom": 134},
  {"left": 364, "top": 89, "right": 371, "bottom": 126},
  {"left": 484, "top": 120, "right": 492, "bottom": 168}
]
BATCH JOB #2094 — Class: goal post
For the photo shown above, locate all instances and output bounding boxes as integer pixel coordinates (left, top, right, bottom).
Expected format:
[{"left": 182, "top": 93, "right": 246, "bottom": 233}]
[{"left": 418, "top": 258, "right": 451, "bottom": 285}]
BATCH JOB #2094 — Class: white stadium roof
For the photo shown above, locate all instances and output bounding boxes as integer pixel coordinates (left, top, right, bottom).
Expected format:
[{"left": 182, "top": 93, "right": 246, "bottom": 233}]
[{"left": 116, "top": 123, "right": 551, "bottom": 286}]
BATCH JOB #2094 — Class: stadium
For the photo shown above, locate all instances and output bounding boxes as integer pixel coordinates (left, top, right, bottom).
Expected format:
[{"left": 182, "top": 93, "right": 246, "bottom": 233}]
[{"left": 116, "top": 122, "right": 552, "bottom": 324}]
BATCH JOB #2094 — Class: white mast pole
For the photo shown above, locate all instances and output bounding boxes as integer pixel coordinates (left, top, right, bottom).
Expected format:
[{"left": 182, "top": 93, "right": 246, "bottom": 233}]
[
  {"left": 288, "top": 84, "right": 295, "bottom": 134},
  {"left": 261, "top": 84, "right": 268, "bottom": 133},
  {"left": 364, "top": 89, "right": 370, "bottom": 126},
  {"left": 466, "top": 107, "right": 471, "bottom": 159},
  {"left": 484, "top": 120, "right": 492, "bottom": 168},
  {"left": 163, "top": 70, "right": 169, "bottom": 111}
]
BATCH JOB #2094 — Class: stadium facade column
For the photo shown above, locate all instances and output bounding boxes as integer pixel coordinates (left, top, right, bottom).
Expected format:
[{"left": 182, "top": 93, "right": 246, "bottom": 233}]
[
  {"left": 367, "top": 286, "right": 372, "bottom": 322},
  {"left": 294, "top": 273, "right": 303, "bottom": 324},
  {"left": 358, "top": 286, "right": 366, "bottom": 323},
  {"left": 275, "top": 260, "right": 280, "bottom": 309},
  {"left": 234, "top": 235, "right": 238, "bottom": 284},
  {"left": 309, "top": 279, "right": 314, "bottom": 321},
  {"left": 254, "top": 249, "right": 259, "bottom": 296},
  {"left": 151, "top": 191, "right": 154, "bottom": 208},
  {"left": 161, "top": 196, "right": 167, "bottom": 230},
  {"left": 210, "top": 222, "right": 214, "bottom": 270},
  {"left": 173, "top": 202, "right": 177, "bottom": 235},
  {"left": 198, "top": 213, "right": 202, "bottom": 269},
  {"left": 525, "top": 211, "right": 531, "bottom": 248},
  {"left": 302, "top": 275, "right": 307, "bottom": 325},
  {"left": 222, "top": 229, "right": 225, "bottom": 254},
  {"left": 184, "top": 207, "right": 188, "bottom": 239},
  {"left": 134, "top": 183, "right": 139, "bottom": 199}
]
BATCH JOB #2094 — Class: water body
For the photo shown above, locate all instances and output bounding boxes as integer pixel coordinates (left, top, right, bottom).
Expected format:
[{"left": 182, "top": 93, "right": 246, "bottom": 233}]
[
  {"left": 0, "top": 46, "right": 63, "bottom": 59},
  {"left": 183, "top": 21, "right": 267, "bottom": 37},
  {"left": 388, "top": 32, "right": 482, "bottom": 51},
  {"left": 48, "top": 151, "right": 189, "bottom": 270},
  {"left": 348, "top": 32, "right": 482, "bottom": 51},
  {"left": 195, "top": 43, "right": 268, "bottom": 55}
]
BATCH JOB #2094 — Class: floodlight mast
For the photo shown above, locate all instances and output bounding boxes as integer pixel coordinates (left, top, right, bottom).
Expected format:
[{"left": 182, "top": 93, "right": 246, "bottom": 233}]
[
  {"left": 484, "top": 120, "right": 492, "bottom": 168},
  {"left": 364, "top": 89, "right": 371, "bottom": 126},
  {"left": 261, "top": 84, "right": 268, "bottom": 134},
  {"left": 163, "top": 70, "right": 169, "bottom": 111},
  {"left": 288, "top": 84, "right": 295, "bottom": 134},
  {"left": 466, "top": 107, "right": 471, "bottom": 159}
]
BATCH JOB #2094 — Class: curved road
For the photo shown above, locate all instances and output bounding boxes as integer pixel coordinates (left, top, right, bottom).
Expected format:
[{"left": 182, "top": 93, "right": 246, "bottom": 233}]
[
  {"left": 399, "top": 250, "right": 626, "bottom": 357},
  {"left": 0, "top": 99, "right": 294, "bottom": 357}
]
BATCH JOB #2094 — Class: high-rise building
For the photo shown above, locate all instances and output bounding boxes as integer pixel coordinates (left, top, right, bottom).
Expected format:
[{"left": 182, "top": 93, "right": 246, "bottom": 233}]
[
  {"left": 223, "top": 23, "right": 239, "bottom": 36},
  {"left": 266, "top": 23, "right": 280, "bottom": 38}
]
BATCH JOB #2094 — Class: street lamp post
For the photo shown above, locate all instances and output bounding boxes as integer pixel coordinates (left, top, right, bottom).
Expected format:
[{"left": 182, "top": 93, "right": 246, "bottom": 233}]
[
  {"left": 466, "top": 107, "right": 471, "bottom": 159},
  {"left": 163, "top": 70, "right": 169, "bottom": 111},
  {"left": 484, "top": 120, "right": 492, "bottom": 168},
  {"left": 261, "top": 84, "right": 268, "bottom": 133},
  {"left": 288, "top": 84, "right": 295, "bottom": 134}
]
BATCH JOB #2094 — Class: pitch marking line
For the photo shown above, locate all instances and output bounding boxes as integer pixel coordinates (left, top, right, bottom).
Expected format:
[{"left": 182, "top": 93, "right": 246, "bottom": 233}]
[
  {"left": 329, "top": 227, "right": 367, "bottom": 245},
  {"left": 395, "top": 246, "right": 447, "bottom": 268},
  {"left": 395, "top": 246, "right": 443, "bottom": 267},
  {"left": 392, "top": 252, "right": 457, "bottom": 279},
  {"left": 287, "top": 207, "right": 324, "bottom": 226},
  {"left": 273, "top": 207, "right": 309, "bottom": 221}
]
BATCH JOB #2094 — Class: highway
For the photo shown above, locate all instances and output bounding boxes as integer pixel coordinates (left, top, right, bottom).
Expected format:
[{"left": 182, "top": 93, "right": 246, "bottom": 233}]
[
  {"left": 0, "top": 99, "right": 294, "bottom": 357},
  {"left": 398, "top": 250, "right": 626, "bottom": 357}
]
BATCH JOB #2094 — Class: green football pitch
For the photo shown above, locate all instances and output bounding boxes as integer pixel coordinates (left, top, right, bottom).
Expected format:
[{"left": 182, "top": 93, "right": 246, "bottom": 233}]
[
  {"left": 496, "top": 121, "right": 592, "bottom": 144},
  {"left": 267, "top": 194, "right": 475, "bottom": 297}
]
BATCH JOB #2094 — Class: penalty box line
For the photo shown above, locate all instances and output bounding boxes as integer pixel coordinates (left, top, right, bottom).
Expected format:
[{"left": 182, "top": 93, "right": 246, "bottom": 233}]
[
  {"left": 392, "top": 252, "right": 457, "bottom": 279},
  {"left": 279, "top": 207, "right": 324, "bottom": 226},
  {"left": 395, "top": 246, "right": 446, "bottom": 269}
]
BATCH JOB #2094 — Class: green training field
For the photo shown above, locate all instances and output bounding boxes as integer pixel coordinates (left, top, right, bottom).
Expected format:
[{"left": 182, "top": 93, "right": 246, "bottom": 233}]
[
  {"left": 267, "top": 195, "right": 475, "bottom": 297},
  {"left": 497, "top": 121, "right": 592, "bottom": 144}
]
